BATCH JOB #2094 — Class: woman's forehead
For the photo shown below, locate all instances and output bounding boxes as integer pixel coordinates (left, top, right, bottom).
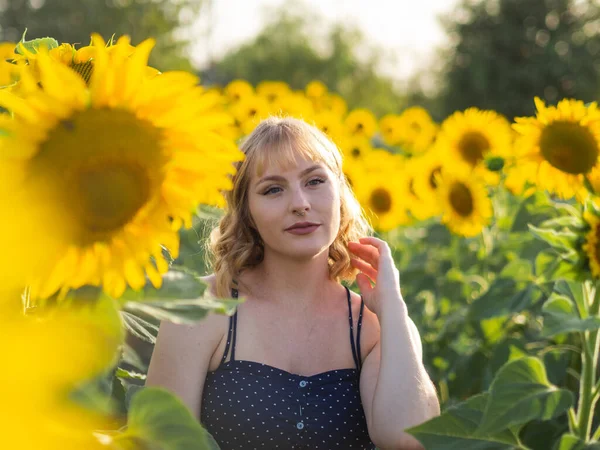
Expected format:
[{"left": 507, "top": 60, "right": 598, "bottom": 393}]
[{"left": 252, "top": 154, "right": 328, "bottom": 179}]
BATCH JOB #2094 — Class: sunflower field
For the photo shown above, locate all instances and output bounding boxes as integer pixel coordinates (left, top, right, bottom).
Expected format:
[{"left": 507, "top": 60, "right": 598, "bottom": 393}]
[{"left": 3, "top": 33, "right": 600, "bottom": 450}]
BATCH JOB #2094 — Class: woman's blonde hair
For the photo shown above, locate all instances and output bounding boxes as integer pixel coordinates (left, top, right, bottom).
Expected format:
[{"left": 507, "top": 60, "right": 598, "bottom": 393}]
[{"left": 207, "top": 116, "right": 372, "bottom": 298}]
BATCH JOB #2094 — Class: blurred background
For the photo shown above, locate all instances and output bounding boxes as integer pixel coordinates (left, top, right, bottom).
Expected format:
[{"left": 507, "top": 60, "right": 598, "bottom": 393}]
[{"left": 3, "top": 0, "right": 600, "bottom": 120}]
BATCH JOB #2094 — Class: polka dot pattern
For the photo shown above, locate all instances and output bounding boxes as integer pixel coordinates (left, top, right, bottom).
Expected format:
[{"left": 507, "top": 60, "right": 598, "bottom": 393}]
[{"left": 200, "top": 286, "right": 375, "bottom": 449}]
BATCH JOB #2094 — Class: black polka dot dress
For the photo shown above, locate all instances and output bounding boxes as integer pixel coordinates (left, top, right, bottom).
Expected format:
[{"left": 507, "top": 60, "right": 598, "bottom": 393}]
[{"left": 201, "top": 286, "right": 375, "bottom": 449}]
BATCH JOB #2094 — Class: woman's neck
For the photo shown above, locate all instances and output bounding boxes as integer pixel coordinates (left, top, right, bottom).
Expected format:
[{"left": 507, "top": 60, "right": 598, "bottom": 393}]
[{"left": 240, "top": 250, "right": 337, "bottom": 310}]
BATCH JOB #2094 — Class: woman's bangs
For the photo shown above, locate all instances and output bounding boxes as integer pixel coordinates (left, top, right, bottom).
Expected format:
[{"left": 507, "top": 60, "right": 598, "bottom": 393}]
[{"left": 252, "top": 132, "right": 333, "bottom": 177}]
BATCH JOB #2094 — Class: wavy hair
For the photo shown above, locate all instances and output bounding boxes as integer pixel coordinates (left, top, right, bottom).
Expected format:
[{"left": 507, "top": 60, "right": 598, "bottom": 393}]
[{"left": 207, "top": 116, "right": 372, "bottom": 298}]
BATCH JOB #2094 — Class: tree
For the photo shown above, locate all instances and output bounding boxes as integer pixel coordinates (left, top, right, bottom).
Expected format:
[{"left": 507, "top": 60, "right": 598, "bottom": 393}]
[
  {"left": 0, "top": 0, "right": 204, "bottom": 71},
  {"left": 415, "top": 0, "right": 600, "bottom": 120},
  {"left": 202, "top": 3, "right": 405, "bottom": 117}
]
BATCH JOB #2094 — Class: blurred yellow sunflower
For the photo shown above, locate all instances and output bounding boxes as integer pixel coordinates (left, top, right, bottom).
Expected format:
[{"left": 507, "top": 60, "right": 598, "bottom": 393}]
[
  {"left": 395, "top": 106, "right": 438, "bottom": 153},
  {"left": 272, "top": 91, "right": 315, "bottom": 121},
  {"left": 379, "top": 114, "right": 402, "bottom": 146},
  {"left": 306, "top": 80, "right": 327, "bottom": 99},
  {"left": 583, "top": 209, "right": 600, "bottom": 278},
  {"left": 231, "top": 94, "right": 272, "bottom": 135},
  {"left": 340, "top": 137, "right": 375, "bottom": 164},
  {"left": 345, "top": 108, "right": 377, "bottom": 139},
  {"left": 313, "top": 110, "right": 344, "bottom": 143},
  {"left": 437, "top": 172, "right": 492, "bottom": 237},
  {"left": 327, "top": 93, "right": 348, "bottom": 116},
  {"left": 0, "top": 34, "right": 243, "bottom": 299},
  {"left": 513, "top": 97, "right": 600, "bottom": 200},
  {"left": 224, "top": 79, "right": 254, "bottom": 103},
  {"left": 2, "top": 296, "right": 123, "bottom": 449},
  {"left": 257, "top": 80, "right": 292, "bottom": 103},
  {"left": 437, "top": 107, "right": 512, "bottom": 183},
  {"left": 358, "top": 175, "right": 410, "bottom": 232},
  {"left": 404, "top": 157, "right": 440, "bottom": 221}
]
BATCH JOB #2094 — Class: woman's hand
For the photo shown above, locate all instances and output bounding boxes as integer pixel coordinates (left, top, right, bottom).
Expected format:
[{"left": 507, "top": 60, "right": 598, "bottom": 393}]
[{"left": 348, "top": 236, "right": 405, "bottom": 317}]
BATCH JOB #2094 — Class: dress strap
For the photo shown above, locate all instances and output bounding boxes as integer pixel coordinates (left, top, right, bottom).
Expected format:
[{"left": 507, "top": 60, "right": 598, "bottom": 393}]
[
  {"left": 356, "top": 296, "right": 365, "bottom": 371},
  {"left": 346, "top": 286, "right": 361, "bottom": 371},
  {"left": 220, "top": 288, "right": 239, "bottom": 365}
]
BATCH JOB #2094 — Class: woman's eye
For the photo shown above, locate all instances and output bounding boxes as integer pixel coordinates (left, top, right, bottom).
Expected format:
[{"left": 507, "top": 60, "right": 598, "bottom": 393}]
[
  {"left": 308, "top": 178, "right": 326, "bottom": 186},
  {"left": 263, "top": 186, "right": 282, "bottom": 195}
]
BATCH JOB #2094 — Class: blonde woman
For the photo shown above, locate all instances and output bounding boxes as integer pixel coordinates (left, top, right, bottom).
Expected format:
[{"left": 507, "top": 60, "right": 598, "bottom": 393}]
[{"left": 146, "top": 116, "right": 440, "bottom": 449}]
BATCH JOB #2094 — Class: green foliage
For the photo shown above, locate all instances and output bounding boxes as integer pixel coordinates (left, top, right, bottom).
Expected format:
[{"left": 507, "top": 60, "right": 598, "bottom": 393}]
[
  {"left": 414, "top": 0, "right": 600, "bottom": 120},
  {"left": 203, "top": 3, "right": 405, "bottom": 116},
  {"left": 0, "top": 0, "right": 203, "bottom": 71},
  {"left": 113, "top": 387, "right": 218, "bottom": 449}
]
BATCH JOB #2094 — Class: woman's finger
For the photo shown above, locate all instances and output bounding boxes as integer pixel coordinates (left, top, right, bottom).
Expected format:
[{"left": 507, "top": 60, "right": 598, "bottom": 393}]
[
  {"left": 350, "top": 257, "right": 378, "bottom": 281},
  {"left": 348, "top": 242, "right": 380, "bottom": 269}
]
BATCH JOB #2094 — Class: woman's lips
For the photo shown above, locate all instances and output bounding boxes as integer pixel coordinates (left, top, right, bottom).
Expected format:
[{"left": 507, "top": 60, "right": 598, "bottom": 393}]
[{"left": 285, "top": 225, "right": 320, "bottom": 235}]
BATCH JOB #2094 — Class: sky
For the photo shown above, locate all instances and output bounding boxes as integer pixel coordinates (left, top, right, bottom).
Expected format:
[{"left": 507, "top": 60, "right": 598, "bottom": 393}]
[{"left": 190, "top": 0, "right": 457, "bottom": 83}]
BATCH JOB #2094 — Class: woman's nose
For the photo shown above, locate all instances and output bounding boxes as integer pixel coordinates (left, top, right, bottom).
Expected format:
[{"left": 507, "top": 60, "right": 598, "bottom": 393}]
[{"left": 289, "top": 184, "right": 311, "bottom": 213}]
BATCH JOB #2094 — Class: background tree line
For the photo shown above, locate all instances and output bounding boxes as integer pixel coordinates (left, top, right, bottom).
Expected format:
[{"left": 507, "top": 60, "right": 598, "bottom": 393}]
[{"left": 2, "top": 0, "right": 600, "bottom": 119}]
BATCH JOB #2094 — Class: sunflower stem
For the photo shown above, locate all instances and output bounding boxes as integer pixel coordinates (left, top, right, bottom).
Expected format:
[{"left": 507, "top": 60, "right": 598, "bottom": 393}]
[{"left": 576, "top": 281, "right": 600, "bottom": 442}]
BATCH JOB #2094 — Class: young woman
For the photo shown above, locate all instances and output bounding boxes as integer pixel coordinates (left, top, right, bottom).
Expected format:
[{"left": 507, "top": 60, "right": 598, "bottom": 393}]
[{"left": 146, "top": 116, "right": 440, "bottom": 449}]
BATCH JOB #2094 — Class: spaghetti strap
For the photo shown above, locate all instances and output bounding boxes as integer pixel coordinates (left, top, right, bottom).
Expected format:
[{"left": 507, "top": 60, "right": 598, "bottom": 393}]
[
  {"left": 356, "top": 297, "right": 365, "bottom": 371},
  {"left": 220, "top": 288, "right": 239, "bottom": 365},
  {"left": 346, "top": 286, "right": 361, "bottom": 371}
]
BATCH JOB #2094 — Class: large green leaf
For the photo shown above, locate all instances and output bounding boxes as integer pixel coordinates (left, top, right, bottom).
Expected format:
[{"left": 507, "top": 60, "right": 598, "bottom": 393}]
[
  {"left": 534, "top": 250, "right": 581, "bottom": 283},
  {"left": 541, "top": 295, "right": 600, "bottom": 337},
  {"left": 123, "top": 295, "right": 240, "bottom": 325},
  {"left": 528, "top": 225, "right": 578, "bottom": 251},
  {"left": 554, "top": 433, "right": 600, "bottom": 450},
  {"left": 114, "top": 387, "right": 218, "bottom": 450},
  {"left": 477, "top": 357, "right": 573, "bottom": 435},
  {"left": 469, "top": 279, "right": 542, "bottom": 320},
  {"left": 406, "top": 394, "right": 524, "bottom": 450}
]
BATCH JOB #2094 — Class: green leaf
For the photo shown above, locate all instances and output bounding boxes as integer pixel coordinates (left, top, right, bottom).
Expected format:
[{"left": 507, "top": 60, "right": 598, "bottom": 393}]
[
  {"left": 554, "top": 433, "right": 600, "bottom": 450},
  {"left": 528, "top": 225, "right": 578, "bottom": 251},
  {"left": 534, "top": 250, "right": 581, "bottom": 283},
  {"left": 500, "top": 259, "right": 533, "bottom": 281},
  {"left": 469, "top": 279, "right": 542, "bottom": 320},
  {"left": 406, "top": 394, "right": 523, "bottom": 450},
  {"left": 116, "top": 368, "right": 146, "bottom": 382},
  {"left": 121, "top": 311, "right": 159, "bottom": 344},
  {"left": 123, "top": 295, "right": 240, "bottom": 325},
  {"left": 477, "top": 357, "right": 573, "bottom": 435},
  {"left": 116, "top": 387, "right": 218, "bottom": 450},
  {"left": 541, "top": 294, "right": 600, "bottom": 337},
  {"left": 15, "top": 29, "right": 59, "bottom": 55}
]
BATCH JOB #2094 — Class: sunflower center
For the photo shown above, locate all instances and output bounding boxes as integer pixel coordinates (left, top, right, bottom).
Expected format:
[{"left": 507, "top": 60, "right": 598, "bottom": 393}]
[
  {"left": 539, "top": 121, "right": 599, "bottom": 174},
  {"left": 449, "top": 182, "right": 474, "bottom": 217},
  {"left": 370, "top": 188, "right": 392, "bottom": 214},
  {"left": 31, "top": 108, "right": 164, "bottom": 245},
  {"left": 458, "top": 131, "right": 490, "bottom": 166},
  {"left": 351, "top": 147, "right": 361, "bottom": 158}
]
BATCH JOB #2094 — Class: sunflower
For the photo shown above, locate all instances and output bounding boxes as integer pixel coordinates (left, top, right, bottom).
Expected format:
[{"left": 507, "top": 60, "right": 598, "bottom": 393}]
[
  {"left": 327, "top": 93, "right": 348, "bottom": 117},
  {"left": 437, "top": 172, "right": 492, "bottom": 237},
  {"left": 313, "top": 110, "right": 344, "bottom": 143},
  {"left": 395, "top": 106, "right": 439, "bottom": 153},
  {"left": 513, "top": 97, "right": 600, "bottom": 200},
  {"left": 271, "top": 92, "right": 315, "bottom": 122},
  {"left": 357, "top": 174, "right": 410, "bottom": 232},
  {"left": 403, "top": 156, "right": 441, "bottom": 221},
  {"left": 379, "top": 114, "right": 402, "bottom": 146},
  {"left": 224, "top": 79, "right": 254, "bottom": 103},
  {"left": 345, "top": 108, "right": 377, "bottom": 139},
  {"left": 583, "top": 209, "right": 600, "bottom": 278},
  {"left": 1, "top": 296, "right": 123, "bottom": 449},
  {"left": 231, "top": 94, "right": 272, "bottom": 135},
  {"left": 257, "top": 80, "right": 292, "bottom": 104},
  {"left": 340, "top": 137, "right": 375, "bottom": 164},
  {"left": 306, "top": 80, "right": 327, "bottom": 99},
  {"left": 0, "top": 35, "right": 243, "bottom": 299},
  {"left": 437, "top": 107, "right": 512, "bottom": 183}
]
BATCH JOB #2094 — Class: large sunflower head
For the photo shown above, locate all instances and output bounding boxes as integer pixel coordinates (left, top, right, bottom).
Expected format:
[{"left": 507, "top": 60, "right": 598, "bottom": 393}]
[
  {"left": 583, "top": 209, "right": 600, "bottom": 278},
  {"left": 256, "top": 80, "right": 292, "bottom": 103},
  {"left": 438, "top": 107, "right": 512, "bottom": 181},
  {"left": 513, "top": 97, "right": 600, "bottom": 200},
  {"left": 0, "top": 42, "right": 18, "bottom": 87},
  {"left": 0, "top": 34, "right": 243, "bottom": 299},
  {"left": 437, "top": 172, "right": 493, "bottom": 237}
]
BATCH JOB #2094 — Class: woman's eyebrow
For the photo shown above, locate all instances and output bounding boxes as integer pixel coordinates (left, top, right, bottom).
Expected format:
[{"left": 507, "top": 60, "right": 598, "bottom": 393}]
[{"left": 255, "top": 165, "right": 323, "bottom": 186}]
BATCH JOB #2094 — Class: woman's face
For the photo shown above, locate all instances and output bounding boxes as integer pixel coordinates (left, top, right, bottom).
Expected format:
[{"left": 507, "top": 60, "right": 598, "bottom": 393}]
[{"left": 247, "top": 153, "right": 341, "bottom": 261}]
